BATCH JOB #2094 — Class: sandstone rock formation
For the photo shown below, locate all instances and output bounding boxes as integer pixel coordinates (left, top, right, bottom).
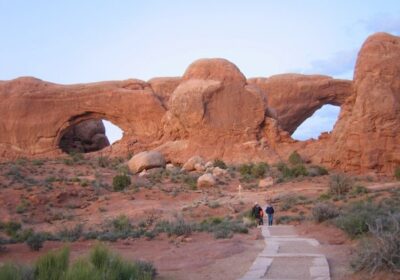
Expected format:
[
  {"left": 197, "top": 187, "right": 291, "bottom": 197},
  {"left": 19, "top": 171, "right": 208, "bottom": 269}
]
[
  {"left": 0, "top": 32, "right": 399, "bottom": 175},
  {"left": 321, "top": 32, "right": 400, "bottom": 174},
  {"left": 59, "top": 119, "right": 110, "bottom": 153},
  {"left": 197, "top": 173, "right": 216, "bottom": 188},
  {"left": 128, "top": 151, "right": 166, "bottom": 174},
  {"left": 248, "top": 74, "right": 352, "bottom": 134}
]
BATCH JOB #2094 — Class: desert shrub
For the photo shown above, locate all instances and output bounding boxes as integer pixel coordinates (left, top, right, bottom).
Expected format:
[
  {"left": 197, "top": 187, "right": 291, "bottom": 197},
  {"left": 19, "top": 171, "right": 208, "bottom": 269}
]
[
  {"left": 34, "top": 247, "right": 70, "bottom": 280},
  {"left": 276, "top": 214, "right": 305, "bottom": 224},
  {"left": 251, "top": 162, "right": 269, "bottom": 178},
  {"left": 351, "top": 214, "right": 400, "bottom": 274},
  {"left": 6, "top": 165, "right": 23, "bottom": 181},
  {"left": 165, "top": 219, "right": 193, "bottom": 237},
  {"left": 280, "top": 195, "right": 299, "bottom": 211},
  {"left": 288, "top": 151, "right": 303, "bottom": 165},
  {"left": 112, "top": 174, "right": 131, "bottom": 191},
  {"left": 182, "top": 173, "right": 198, "bottom": 190},
  {"left": 197, "top": 217, "right": 249, "bottom": 239},
  {"left": 290, "top": 164, "right": 308, "bottom": 177},
  {"left": 97, "top": 156, "right": 111, "bottom": 168},
  {"left": 351, "top": 185, "right": 369, "bottom": 195},
  {"left": 312, "top": 202, "right": 339, "bottom": 223},
  {"left": 239, "top": 162, "right": 269, "bottom": 179},
  {"left": 335, "top": 201, "right": 383, "bottom": 238},
  {"left": 395, "top": 166, "right": 400, "bottom": 181},
  {"left": 26, "top": 232, "right": 45, "bottom": 251},
  {"left": 112, "top": 215, "right": 132, "bottom": 234},
  {"left": 239, "top": 164, "right": 253, "bottom": 177},
  {"left": 329, "top": 174, "right": 352, "bottom": 196},
  {"left": 213, "top": 159, "right": 227, "bottom": 169},
  {"left": 32, "top": 159, "right": 44, "bottom": 166},
  {"left": 90, "top": 243, "right": 156, "bottom": 279},
  {"left": 307, "top": 165, "right": 329, "bottom": 176},
  {"left": 276, "top": 162, "right": 293, "bottom": 178},
  {"left": 3, "top": 221, "right": 21, "bottom": 237},
  {"left": 0, "top": 263, "right": 34, "bottom": 280},
  {"left": 56, "top": 224, "right": 83, "bottom": 242},
  {"left": 65, "top": 259, "right": 99, "bottom": 280}
]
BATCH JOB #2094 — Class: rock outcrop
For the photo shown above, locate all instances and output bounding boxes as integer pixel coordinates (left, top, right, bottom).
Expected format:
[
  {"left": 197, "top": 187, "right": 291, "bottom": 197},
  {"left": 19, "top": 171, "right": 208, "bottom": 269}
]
[
  {"left": 321, "top": 32, "right": 400, "bottom": 174},
  {"left": 248, "top": 74, "right": 352, "bottom": 134},
  {"left": 0, "top": 32, "right": 399, "bottom": 175},
  {"left": 59, "top": 120, "right": 110, "bottom": 153}
]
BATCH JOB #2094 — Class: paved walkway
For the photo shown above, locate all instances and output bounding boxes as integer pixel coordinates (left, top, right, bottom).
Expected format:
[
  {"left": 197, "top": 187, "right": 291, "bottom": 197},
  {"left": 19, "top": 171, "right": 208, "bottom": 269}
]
[{"left": 239, "top": 225, "right": 330, "bottom": 280}]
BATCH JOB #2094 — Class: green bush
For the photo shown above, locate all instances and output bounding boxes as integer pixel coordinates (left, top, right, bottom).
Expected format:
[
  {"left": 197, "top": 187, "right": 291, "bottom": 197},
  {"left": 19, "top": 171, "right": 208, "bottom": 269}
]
[
  {"left": 26, "top": 233, "right": 45, "bottom": 251},
  {"left": 329, "top": 174, "right": 352, "bottom": 196},
  {"left": 291, "top": 164, "right": 308, "bottom": 177},
  {"left": 251, "top": 162, "right": 269, "bottom": 178},
  {"left": 0, "top": 244, "right": 156, "bottom": 280},
  {"left": 3, "top": 221, "right": 21, "bottom": 237},
  {"left": 312, "top": 202, "right": 339, "bottom": 223},
  {"left": 112, "top": 174, "right": 131, "bottom": 191},
  {"left": 213, "top": 159, "right": 227, "bottom": 169},
  {"left": 288, "top": 151, "right": 303, "bottom": 165},
  {"left": 112, "top": 215, "right": 132, "bottom": 234},
  {"left": 89, "top": 243, "right": 156, "bottom": 279},
  {"left": 35, "top": 247, "right": 70, "bottom": 280},
  {"left": 239, "top": 162, "right": 269, "bottom": 179},
  {"left": 0, "top": 263, "right": 33, "bottom": 280},
  {"left": 395, "top": 166, "right": 400, "bottom": 181},
  {"left": 65, "top": 259, "right": 99, "bottom": 280}
]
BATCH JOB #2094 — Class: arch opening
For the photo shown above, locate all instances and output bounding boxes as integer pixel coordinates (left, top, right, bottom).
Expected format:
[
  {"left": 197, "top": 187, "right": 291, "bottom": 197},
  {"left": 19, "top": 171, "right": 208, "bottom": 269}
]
[
  {"left": 58, "top": 118, "right": 123, "bottom": 154},
  {"left": 291, "top": 104, "right": 340, "bottom": 141}
]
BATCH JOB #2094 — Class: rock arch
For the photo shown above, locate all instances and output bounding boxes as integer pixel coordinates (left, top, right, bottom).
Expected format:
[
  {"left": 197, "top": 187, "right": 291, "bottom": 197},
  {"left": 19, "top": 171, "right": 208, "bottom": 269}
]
[{"left": 0, "top": 78, "right": 166, "bottom": 158}]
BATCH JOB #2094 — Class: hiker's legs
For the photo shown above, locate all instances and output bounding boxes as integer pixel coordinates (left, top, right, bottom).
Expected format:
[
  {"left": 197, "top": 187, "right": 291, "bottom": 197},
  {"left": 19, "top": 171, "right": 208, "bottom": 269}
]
[{"left": 268, "top": 214, "right": 273, "bottom": 226}]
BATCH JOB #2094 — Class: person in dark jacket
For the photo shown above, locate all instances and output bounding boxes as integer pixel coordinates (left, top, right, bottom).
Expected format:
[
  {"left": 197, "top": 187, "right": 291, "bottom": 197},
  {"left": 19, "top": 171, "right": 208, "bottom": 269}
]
[
  {"left": 251, "top": 202, "right": 263, "bottom": 225},
  {"left": 265, "top": 203, "right": 275, "bottom": 226}
]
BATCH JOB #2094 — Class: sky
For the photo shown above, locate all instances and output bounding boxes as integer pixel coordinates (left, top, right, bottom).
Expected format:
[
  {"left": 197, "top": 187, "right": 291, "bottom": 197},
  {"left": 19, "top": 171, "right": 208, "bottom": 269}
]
[{"left": 1, "top": 0, "right": 399, "bottom": 143}]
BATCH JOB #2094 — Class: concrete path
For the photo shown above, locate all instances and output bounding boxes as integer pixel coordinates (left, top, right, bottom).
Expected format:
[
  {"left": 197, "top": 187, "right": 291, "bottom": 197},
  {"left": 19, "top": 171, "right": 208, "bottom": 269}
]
[{"left": 239, "top": 225, "right": 330, "bottom": 280}]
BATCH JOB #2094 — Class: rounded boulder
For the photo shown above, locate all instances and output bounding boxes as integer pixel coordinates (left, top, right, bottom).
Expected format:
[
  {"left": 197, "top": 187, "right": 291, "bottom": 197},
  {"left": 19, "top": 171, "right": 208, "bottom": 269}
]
[{"left": 128, "top": 151, "right": 166, "bottom": 174}]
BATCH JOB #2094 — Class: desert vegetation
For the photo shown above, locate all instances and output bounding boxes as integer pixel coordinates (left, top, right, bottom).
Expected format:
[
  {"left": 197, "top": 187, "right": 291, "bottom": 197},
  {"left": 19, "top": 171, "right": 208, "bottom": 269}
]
[{"left": 0, "top": 244, "right": 156, "bottom": 280}]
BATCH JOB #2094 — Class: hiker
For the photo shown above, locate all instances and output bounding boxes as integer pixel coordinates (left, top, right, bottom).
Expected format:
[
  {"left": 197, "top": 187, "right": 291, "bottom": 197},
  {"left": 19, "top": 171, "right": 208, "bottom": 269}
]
[
  {"left": 265, "top": 203, "right": 275, "bottom": 226},
  {"left": 252, "top": 202, "right": 263, "bottom": 225}
]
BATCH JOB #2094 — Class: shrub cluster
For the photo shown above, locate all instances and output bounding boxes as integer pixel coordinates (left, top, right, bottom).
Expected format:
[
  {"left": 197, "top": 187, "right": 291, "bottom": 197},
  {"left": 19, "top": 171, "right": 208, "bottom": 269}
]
[
  {"left": 112, "top": 174, "right": 131, "bottom": 191},
  {"left": 312, "top": 202, "right": 339, "bottom": 223},
  {"left": 328, "top": 174, "right": 352, "bottom": 196},
  {"left": 239, "top": 162, "right": 269, "bottom": 179},
  {"left": 351, "top": 214, "right": 400, "bottom": 274},
  {"left": 0, "top": 244, "right": 157, "bottom": 280}
]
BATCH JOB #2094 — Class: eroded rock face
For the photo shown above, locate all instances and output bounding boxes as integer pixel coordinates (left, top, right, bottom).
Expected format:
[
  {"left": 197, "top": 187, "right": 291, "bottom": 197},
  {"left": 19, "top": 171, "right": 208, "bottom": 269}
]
[
  {"left": 0, "top": 32, "right": 399, "bottom": 175},
  {"left": 248, "top": 74, "right": 353, "bottom": 134},
  {"left": 59, "top": 120, "right": 110, "bottom": 153},
  {"left": 322, "top": 32, "right": 400, "bottom": 174},
  {"left": 0, "top": 78, "right": 166, "bottom": 158}
]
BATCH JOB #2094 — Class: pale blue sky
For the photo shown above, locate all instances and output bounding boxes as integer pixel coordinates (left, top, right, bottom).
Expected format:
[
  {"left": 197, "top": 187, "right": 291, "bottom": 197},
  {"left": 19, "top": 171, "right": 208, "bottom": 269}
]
[{"left": 1, "top": 1, "right": 399, "bottom": 142}]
